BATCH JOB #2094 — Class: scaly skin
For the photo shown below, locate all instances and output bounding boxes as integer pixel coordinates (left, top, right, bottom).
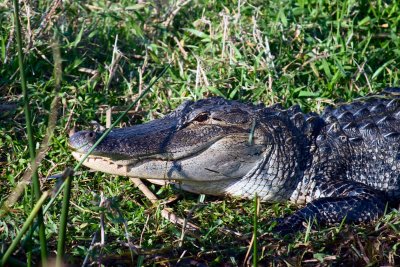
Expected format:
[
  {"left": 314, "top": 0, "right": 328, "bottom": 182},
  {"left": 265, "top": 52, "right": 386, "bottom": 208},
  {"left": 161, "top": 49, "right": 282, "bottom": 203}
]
[{"left": 69, "top": 88, "right": 400, "bottom": 233}]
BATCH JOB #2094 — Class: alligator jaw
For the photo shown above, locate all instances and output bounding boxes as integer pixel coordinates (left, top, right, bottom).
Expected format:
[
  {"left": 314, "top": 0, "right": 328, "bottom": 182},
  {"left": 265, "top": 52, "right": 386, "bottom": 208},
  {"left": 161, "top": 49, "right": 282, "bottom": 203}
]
[
  {"left": 71, "top": 151, "right": 169, "bottom": 185},
  {"left": 70, "top": 133, "right": 260, "bottom": 181},
  {"left": 70, "top": 135, "right": 257, "bottom": 193}
]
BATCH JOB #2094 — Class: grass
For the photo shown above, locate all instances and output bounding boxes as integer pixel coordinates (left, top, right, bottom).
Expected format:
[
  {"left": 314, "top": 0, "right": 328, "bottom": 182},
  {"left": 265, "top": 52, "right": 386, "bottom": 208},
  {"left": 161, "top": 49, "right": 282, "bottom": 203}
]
[{"left": 1, "top": 0, "right": 400, "bottom": 265}]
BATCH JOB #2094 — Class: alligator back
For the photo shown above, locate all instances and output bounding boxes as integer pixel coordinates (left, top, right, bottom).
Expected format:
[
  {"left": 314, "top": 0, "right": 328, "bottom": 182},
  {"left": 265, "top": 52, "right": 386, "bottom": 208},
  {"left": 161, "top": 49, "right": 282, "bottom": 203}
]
[{"left": 316, "top": 88, "right": 400, "bottom": 199}]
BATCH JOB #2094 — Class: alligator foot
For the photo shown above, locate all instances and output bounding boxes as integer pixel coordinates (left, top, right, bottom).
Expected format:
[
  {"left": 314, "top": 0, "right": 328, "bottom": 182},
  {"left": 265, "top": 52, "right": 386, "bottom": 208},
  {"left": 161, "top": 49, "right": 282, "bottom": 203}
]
[
  {"left": 272, "top": 178, "right": 388, "bottom": 235},
  {"left": 272, "top": 216, "right": 305, "bottom": 235},
  {"left": 272, "top": 194, "right": 386, "bottom": 235}
]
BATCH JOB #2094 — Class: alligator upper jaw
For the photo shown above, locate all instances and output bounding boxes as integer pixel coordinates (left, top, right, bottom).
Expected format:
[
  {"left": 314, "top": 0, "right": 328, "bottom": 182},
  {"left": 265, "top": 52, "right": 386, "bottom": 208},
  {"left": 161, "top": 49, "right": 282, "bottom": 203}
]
[
  {"left": 68, "top": 113, "right": 234, "bottom": 162},
  {"left": 68, "top": 128, "right": 230, "bottom": 166}
]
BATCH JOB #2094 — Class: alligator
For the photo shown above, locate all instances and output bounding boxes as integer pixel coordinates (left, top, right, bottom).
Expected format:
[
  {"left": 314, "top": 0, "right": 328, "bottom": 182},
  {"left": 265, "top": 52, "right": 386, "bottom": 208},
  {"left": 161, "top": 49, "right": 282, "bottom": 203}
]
[{"left": 69, "top": 88, "right": 400, "bottom": 233}]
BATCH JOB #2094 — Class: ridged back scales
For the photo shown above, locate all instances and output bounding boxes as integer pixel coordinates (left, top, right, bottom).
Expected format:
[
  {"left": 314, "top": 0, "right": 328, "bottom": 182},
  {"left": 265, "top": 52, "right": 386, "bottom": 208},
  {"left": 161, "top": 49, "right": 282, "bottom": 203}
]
[{"left": 317, "top": 88, "right": 400, "bottom": 199}]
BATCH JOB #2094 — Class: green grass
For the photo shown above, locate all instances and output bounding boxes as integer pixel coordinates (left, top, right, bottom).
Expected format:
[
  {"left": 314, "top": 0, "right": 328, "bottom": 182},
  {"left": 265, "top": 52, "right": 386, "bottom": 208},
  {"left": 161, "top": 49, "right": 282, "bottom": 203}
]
[{"left": 1, "top": 0, "right": 400, "bottom": 265}]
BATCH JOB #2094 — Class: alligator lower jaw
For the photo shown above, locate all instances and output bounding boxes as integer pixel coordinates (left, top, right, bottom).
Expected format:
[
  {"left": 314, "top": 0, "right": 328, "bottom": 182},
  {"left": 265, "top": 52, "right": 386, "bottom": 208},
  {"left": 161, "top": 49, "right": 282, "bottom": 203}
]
[
  {"left": 71, "top": 150, "right": 243, "bottom": 193},
  {"left": 71, "top": 151, "right": 169, "bottom": 185}
]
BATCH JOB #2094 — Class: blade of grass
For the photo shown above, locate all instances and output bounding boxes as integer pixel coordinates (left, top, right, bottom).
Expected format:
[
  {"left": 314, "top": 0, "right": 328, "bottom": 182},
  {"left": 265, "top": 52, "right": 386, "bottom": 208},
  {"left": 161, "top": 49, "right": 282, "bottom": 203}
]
[
  {"left": 244, "top": 194, "right": 259, "bottom": 265},
  {"left": 304, "top": 218, "right": 312, "bottom": 243},
  {"left": 51, "top": 33, "right": 71, "bottom": 267},
  {"left": 253, "top": 194, "right": 259, "bottom": 267},
  {"left": 55, "top": 175, "right": 73, "bottom": 267},
  {"left": 26, "top": 227, "right": 33, "bottom": 267},
  {"left": 12, "top": 0, "right": 47, "bottom": 265}
]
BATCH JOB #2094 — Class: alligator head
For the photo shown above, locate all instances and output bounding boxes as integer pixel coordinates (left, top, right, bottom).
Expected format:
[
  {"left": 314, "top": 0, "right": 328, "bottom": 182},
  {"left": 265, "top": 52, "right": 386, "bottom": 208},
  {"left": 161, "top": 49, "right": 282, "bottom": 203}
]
[{"left": 69, "top": 98, "right": 306, "bottom": 200}]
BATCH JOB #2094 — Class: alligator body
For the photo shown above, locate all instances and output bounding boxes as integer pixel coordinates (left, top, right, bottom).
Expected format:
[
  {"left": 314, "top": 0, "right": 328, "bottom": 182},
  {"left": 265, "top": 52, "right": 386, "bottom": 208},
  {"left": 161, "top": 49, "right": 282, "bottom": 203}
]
[{"left": 69, "top": 88, "right": 400, "bottom": 232}]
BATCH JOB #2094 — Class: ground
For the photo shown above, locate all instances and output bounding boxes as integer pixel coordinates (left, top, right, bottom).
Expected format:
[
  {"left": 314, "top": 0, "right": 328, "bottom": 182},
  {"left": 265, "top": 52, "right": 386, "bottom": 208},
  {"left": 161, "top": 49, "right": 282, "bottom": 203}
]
[{"left": 0, "top": 0, "right": 399, "bottom": 266}]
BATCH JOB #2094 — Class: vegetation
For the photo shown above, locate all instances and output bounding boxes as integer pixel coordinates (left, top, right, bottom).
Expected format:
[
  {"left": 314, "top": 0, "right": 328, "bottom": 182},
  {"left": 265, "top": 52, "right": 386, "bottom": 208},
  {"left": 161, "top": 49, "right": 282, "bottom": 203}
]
[{"left": 1, "top": 0, "right": 399, "bottom": 265}]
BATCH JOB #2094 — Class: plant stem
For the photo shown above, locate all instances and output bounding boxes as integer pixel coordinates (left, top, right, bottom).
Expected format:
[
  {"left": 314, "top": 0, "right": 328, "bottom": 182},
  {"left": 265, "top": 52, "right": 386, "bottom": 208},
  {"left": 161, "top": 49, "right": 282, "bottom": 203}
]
[
  {"left": 253, "top": 194, "right": 258, "bottom": 267},
  {"left": 56, "top": 175, "right": 73, "bottom": 267},
  {"left": 12, "top": 0, "right": 47, "bottom": 265}
]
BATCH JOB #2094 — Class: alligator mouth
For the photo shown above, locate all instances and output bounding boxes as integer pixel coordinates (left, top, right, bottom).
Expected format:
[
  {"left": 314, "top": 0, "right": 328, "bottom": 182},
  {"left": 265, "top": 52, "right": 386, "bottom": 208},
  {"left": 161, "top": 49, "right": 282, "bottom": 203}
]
[
  {"left": 69, "top": 130, "right": 256, "bottom": 185},
  {"left": 71, "top": 151, "right": 139, "bottom": 167},
  {"left": 71, "top": 151, "right": 172, "bottom": 185},
  {"left": 70, "top": 133, "right": 251, "bottom": 166}
]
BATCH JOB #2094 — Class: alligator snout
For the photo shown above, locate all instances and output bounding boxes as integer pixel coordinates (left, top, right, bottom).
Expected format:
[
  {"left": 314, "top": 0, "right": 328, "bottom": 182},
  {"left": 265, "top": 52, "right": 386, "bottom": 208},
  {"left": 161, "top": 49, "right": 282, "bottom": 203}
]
[{"left": 68, "top": 130, "right": 99, "bottom": 153}]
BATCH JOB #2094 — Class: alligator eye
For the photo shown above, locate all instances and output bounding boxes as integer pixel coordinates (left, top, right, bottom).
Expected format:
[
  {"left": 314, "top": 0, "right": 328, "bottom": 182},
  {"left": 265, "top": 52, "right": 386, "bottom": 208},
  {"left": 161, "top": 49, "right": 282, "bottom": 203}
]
[{"left": 193, "top": 113, "right": 209, "bottom": 122}]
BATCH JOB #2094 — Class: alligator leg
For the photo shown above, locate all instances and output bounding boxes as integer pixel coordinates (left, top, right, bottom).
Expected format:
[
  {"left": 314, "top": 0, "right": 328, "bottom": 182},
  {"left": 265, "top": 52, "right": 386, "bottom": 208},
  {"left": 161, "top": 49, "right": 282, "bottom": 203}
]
[{"left": 273, "top": 179, "right": 387, "bottom": 234}]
